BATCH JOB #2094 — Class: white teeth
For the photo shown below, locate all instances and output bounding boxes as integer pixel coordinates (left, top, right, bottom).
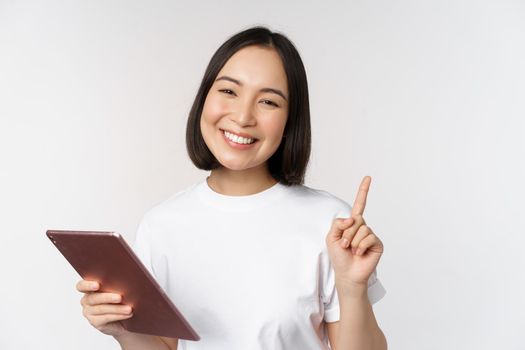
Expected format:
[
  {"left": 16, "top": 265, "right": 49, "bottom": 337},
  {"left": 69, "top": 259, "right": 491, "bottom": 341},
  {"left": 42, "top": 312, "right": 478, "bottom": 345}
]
[{"left": 224, "top": 130, "right": 255, "bottom": 144}]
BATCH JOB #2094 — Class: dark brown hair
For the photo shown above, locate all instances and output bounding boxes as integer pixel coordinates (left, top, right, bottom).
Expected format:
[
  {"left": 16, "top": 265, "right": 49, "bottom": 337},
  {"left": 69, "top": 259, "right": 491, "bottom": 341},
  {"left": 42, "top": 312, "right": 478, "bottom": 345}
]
[{"left": 185, "top": 25, "right": 311, "bottom": 186}]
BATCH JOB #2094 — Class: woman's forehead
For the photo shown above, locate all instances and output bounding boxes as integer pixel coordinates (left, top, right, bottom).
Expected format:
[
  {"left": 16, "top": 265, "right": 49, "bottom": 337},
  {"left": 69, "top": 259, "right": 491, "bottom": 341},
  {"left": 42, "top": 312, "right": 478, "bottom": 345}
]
[{"left": 216, "top": 46, "right": 288, "bottom": 94}]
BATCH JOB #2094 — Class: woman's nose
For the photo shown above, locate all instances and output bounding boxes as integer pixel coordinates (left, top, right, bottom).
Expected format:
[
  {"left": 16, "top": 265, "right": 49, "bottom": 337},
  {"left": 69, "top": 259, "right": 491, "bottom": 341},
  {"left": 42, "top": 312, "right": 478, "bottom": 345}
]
[{"left": 231, "top": 99, "right": 256, "bottom": 126}]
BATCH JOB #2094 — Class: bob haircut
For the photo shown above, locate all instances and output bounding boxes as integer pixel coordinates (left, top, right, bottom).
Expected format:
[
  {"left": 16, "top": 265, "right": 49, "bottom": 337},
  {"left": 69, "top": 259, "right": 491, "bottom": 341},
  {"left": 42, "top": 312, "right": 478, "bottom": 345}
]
[{"left": 186, "top": 25, "right": 311, "bottom": 186}]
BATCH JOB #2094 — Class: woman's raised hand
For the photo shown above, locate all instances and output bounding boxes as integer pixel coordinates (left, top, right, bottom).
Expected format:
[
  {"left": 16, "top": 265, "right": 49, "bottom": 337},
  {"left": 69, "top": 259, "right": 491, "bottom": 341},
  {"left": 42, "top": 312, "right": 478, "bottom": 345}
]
[
  {"left": 76, "top": 279, "right": 134, "bottom": 337},
  {"left": 325, "top": 176, "right": 384, "bottom": 289}
]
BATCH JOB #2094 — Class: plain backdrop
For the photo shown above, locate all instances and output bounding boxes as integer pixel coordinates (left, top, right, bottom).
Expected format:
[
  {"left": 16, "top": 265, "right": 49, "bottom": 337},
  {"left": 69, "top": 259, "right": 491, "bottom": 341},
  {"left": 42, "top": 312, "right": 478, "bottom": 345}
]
[{"left": 1, "top": 0, "right": 524, "bottom": 349}]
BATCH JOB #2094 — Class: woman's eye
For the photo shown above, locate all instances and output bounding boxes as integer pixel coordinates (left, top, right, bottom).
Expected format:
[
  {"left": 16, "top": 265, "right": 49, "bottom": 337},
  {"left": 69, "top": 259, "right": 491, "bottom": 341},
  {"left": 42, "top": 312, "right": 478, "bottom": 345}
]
[
  {"left": 218, "top": 90, "right": 278, "bottom": 107},
  {"left": 261, "top": 100, "right": 279, "bottom": 107},
  {"left": 219, "top": 89, "right": 235, "bottom": 95}
]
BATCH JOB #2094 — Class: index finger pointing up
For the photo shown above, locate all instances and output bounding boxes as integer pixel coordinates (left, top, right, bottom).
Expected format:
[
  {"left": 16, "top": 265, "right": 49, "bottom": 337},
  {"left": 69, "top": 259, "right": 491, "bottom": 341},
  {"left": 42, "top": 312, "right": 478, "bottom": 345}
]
[{"left": 351, "top": 176, "right": 372, "bottom": 216}]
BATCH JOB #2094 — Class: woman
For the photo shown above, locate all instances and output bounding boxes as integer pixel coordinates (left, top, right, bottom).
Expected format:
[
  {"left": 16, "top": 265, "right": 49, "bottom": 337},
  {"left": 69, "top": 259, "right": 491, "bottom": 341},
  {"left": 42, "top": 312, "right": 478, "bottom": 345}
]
[{"left": 77, "top": 25, "right": 387, "bottom": 350}]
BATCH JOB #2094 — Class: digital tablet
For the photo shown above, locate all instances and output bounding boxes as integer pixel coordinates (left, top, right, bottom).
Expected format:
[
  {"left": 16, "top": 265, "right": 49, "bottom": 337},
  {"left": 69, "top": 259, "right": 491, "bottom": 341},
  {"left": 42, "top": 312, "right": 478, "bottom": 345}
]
[{"left": 46, "top": 229, "right": 200, "bottom": 341}]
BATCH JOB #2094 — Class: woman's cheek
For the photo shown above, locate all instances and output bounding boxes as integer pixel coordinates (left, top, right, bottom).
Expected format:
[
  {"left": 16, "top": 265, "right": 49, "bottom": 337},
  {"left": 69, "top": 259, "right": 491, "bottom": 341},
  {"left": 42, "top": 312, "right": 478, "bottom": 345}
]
[
  {"left": 203, "top": 94, "right": 230, "bottom": 121},
  {"left": 263, "top": 111, "right": 287, "bottom": 138}
]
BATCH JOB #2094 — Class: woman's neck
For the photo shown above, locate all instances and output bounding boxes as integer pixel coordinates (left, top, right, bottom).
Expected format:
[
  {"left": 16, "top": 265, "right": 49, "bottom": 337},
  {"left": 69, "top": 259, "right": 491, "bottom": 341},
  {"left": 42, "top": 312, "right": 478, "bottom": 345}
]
[{"left": 206, "top": 165, "right": 277, "bottom": 196}]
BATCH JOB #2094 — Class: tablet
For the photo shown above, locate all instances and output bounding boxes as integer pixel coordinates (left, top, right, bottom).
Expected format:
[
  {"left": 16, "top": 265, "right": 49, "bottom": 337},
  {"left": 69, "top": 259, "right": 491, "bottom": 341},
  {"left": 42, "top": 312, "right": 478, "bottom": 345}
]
[{"left": 46, "top": 229, "right": 200, "bottom": 341}]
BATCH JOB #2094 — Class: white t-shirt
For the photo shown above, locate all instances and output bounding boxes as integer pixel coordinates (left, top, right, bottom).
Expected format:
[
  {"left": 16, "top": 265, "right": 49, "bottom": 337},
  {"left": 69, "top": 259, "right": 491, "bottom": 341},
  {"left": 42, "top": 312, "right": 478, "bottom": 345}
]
[{"left": 133, "top": 177, "right": 386, "bottom": 350}]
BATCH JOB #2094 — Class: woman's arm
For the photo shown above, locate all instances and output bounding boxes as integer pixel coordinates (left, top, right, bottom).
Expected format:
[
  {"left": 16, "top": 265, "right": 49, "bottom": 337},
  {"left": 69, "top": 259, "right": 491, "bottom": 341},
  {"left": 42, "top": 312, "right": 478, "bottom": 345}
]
[
  {"left": 327, "top": 282, "right": 386, "bottom": 350},
  {"left": 324, "top": 177, "right": 387, "bottom": 350},
  {"left": 114, "top": 333, "right": 178, "bottom": 350},
  {"left": 159, "top": 336, "right": 179, "bottom": 349}
]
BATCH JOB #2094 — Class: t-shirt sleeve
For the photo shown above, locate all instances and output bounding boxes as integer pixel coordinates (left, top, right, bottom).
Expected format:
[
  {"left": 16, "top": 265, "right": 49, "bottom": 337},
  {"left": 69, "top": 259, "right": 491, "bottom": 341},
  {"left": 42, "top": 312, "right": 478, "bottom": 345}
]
[{"left": 320, "top": 250, "right": 387, "bottom": 323}]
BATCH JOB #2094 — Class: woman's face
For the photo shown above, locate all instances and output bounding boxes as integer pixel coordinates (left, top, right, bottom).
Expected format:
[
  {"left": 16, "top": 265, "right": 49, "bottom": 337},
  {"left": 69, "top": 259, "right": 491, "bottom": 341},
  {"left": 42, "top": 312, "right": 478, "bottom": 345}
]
[{"left": 200, "top": 45, "right": 289, "bottom": 172}]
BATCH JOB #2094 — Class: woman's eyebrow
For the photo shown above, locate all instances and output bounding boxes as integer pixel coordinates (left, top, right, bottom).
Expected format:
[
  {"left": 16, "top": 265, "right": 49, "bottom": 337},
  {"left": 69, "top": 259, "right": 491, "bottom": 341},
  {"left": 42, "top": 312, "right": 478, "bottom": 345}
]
[{"left": 215, "top": 75, "right": 288, "bottom": 101}]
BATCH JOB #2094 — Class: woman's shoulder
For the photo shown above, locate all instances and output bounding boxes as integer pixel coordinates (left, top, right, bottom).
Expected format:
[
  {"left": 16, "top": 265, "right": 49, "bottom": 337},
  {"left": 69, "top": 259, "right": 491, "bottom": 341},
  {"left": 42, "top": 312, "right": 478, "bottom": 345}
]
[
  {"left": 288, "top": 183, "right": 352, "bottom": 218},
  {"left": 141, "top": 182, "right": 201, "bottom": 221}
]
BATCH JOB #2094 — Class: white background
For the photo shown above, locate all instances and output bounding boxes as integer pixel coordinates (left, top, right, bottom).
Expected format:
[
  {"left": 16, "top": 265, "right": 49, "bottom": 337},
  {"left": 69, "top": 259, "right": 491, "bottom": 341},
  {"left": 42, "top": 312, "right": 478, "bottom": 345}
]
[{"left": 1, "top": 0, "right": 524, "bottom": 349}]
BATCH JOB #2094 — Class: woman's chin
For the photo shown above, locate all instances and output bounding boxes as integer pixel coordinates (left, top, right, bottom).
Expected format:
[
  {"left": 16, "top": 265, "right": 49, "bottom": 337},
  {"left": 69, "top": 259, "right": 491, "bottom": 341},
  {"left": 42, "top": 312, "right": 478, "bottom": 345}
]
[
  {"left": 216, "top": 158, "right": 258, "bottom": 172},
  {"left": 220, "top": 163, "right": 252, "bottom": 171}
]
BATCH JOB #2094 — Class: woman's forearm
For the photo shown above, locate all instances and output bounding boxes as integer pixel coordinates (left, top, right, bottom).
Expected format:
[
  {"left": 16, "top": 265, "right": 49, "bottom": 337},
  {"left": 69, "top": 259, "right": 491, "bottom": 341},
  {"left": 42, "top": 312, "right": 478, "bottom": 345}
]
[
  {"left": 334, "top": 280, "right": 387, "bottom": 350},
  {"left": 114, "top": 332, "right": 172, "bottom": 350}
]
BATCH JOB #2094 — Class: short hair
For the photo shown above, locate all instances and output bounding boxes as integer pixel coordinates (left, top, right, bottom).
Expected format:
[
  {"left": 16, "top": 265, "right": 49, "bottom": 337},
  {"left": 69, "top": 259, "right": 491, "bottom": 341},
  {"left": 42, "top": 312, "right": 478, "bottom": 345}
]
[{"left": 185, "top": 25, "right": 311, "bottom": 186}]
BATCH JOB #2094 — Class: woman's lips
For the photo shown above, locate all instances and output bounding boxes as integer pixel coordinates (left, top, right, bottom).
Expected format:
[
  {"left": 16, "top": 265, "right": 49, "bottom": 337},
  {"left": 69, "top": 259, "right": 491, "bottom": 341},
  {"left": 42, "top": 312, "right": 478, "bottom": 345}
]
[
  {"left": 220, "top": 129, "right": 258, "bottom": 149},
  {"left": 220, "top": 129, "right": 257, "bottom": 140}
]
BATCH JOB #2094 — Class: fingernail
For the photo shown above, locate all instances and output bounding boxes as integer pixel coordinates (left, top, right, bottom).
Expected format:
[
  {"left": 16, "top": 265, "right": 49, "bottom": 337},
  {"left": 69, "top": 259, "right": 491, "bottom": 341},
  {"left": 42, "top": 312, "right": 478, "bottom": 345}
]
[
  {"left": 342, "top": 238, "right": 349, "bottom": 248},
  {"left": 91, "top": 283, "right": 98, "bottom": 290},
  {"left": 113, "top": 295, "right": 121, "bottom": 302},
  {"left": 356, "top": 248, "right": 362, "bottom": 255}
]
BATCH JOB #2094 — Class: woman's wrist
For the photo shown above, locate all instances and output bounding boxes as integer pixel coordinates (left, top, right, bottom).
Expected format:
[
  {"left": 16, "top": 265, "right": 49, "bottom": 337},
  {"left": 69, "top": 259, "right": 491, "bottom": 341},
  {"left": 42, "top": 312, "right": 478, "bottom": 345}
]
[
  {"left": 335, "top": 277, "right": 368, "bottom": 299},
  {"left": 113, "top": 331, "right": 171, "bottom": 350},
  {"left": 113, "top": 331, "right": 134, "bottom": 344}
]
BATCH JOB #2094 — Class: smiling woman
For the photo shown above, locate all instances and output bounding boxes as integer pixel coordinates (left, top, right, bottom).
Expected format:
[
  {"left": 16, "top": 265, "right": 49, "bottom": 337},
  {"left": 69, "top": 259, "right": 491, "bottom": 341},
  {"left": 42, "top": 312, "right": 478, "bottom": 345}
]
[
  {"left": 76, "top": 25, "right": 386, "bottom": 350},
  {"left": 199, "top": 45, "right": 289, "bottom": 180}
]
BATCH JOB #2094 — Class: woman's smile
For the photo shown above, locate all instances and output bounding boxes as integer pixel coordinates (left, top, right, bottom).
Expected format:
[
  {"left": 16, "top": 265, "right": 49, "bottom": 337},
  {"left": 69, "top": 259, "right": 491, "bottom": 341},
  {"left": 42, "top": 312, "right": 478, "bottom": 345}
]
[{"left": 220, "top": 128, "right": 259, "bottom": 150}]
